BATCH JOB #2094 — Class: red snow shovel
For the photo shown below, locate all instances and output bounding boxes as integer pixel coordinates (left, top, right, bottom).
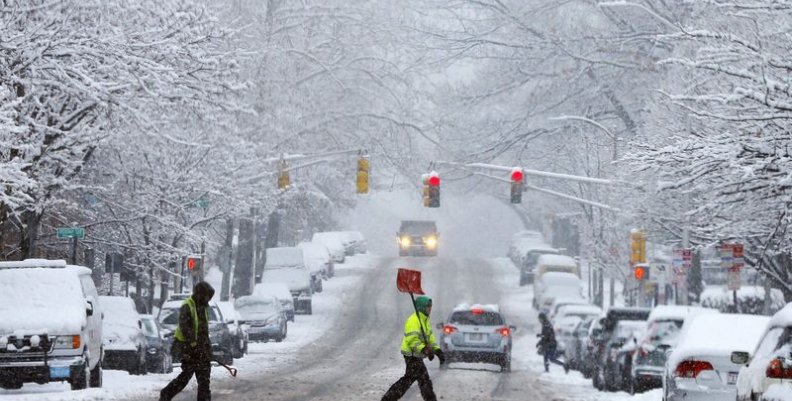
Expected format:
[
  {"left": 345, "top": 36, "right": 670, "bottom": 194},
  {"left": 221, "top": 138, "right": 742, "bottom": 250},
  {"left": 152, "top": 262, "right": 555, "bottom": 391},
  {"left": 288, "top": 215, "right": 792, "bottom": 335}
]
[{"left": 396, "top": 268, "right": 431, "bottom": 352}]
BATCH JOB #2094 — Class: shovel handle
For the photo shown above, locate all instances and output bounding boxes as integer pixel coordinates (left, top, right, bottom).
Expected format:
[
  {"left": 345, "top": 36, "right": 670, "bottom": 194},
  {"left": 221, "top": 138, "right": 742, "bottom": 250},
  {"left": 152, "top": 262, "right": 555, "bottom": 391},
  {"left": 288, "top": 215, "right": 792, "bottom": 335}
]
[{"left": 213, "top": 360, "right": 238, "bottom": 377}]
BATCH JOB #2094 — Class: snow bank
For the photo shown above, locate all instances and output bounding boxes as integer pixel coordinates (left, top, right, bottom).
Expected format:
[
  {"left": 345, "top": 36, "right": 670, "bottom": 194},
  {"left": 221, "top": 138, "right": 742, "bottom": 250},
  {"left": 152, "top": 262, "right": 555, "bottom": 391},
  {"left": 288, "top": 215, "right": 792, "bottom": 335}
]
[
  {"left": 0, "top": 268, "right": 87, "bottom": 336},
  {"left": 701, "top": 285, "right": 786, "bottom": 314},
  {"left": 763, "top": 383, "right": 792, "bottom": 401}
]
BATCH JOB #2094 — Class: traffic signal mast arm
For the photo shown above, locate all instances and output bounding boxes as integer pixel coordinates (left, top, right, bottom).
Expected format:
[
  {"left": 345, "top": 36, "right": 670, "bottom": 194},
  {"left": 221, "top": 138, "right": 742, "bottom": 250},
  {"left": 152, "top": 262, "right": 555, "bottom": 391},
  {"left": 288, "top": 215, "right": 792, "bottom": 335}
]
[{"left": 435, "top": 160, "right": 617, "bottom": 211}]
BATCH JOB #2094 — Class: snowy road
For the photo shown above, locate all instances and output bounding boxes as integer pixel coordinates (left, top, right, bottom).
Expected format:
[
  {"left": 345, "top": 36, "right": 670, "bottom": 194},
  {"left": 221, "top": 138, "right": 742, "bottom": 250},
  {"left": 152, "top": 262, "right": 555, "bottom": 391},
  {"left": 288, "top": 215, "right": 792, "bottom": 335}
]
[{"left": 1, "top": 255, "right": 660, "bottom": 401}]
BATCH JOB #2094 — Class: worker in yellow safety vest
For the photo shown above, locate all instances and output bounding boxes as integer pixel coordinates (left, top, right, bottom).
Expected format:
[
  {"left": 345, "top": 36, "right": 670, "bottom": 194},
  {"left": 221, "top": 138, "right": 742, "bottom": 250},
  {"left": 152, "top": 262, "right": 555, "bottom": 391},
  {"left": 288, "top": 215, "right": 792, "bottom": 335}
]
[
  {"left": 160, "top": 281, "right": 215, "bottom": 401},
  {"left": 381, "top": 295, "right": 445, "bottom": 401}
]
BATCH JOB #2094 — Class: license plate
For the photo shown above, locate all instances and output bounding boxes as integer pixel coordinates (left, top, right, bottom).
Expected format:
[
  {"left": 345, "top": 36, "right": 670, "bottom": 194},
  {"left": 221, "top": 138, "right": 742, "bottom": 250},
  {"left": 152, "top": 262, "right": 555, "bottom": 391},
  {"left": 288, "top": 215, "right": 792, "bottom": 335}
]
[
  {"left": 50, "top": 366, "right": 71, "bottom": 379},
  {"left": 466, "top": 333, "right": 485, "bottom": 342},
  {"left": 727, "top": 372, "right": 738, "bottom": 384}
]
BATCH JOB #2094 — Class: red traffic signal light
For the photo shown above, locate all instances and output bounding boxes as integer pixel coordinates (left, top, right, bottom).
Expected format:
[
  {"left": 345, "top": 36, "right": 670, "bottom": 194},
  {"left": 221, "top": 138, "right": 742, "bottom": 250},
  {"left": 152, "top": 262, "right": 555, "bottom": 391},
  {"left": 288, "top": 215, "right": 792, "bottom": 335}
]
[
  {"left": 187, "top": 257, "right": 199, "bottom": 271},
  {"left": 428, "top": 174, "right": 440, "bottom": 187},
  {"left": 510, "top": 168, "right": 524, "bottom": 182},
  {"left": 634, "top": 265, "right": 647, "bottom": 280}
]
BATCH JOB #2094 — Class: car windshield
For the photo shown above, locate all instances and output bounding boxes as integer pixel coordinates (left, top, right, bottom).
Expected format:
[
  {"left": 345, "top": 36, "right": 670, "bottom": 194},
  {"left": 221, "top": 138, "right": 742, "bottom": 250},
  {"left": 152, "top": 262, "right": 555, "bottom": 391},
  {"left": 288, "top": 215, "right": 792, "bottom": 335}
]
[
  {"left": 616, "top": 321, "right": 646, "bottom": 339},
  {"left": 400, "top": 222, "right": 436, "bottom": 235},
  {"left": 644, "top": 319, "right": 683, "bottom": 346},
  {"left": 449, "top": 311, "right": 503, "bottom": 326},
  {"left": 237, "top": 300, "right": 278, "bottom": 321}
]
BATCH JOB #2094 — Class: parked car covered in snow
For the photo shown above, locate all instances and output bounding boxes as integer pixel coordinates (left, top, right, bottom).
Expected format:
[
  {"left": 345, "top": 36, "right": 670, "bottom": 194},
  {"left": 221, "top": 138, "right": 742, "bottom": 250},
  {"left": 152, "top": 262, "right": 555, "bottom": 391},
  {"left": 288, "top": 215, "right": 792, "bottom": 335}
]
[
  {"left": 514, "top": 242, "right": 559, "bottom": 286},
  {"left": 663, "top": 313, "right": 769, "bottom": 401},
  {"left": 627, "top": 305, "right": 717, "bottom": 394},
  {"left": 591, "top": 307, "right": 651, "bottom": 390},
  {"left": 565, "top": 316, "right": 598, "bottom": 372},
  {"left": 0, "top": 260, "right": 103, "bottom": 390},
  {"left": 553, "top": 304, "right": 602, "bottom": 353},
  {"left": 534, "top": 272, "right": 585, "bottom": 311},
  {"left": 217, "top": 302, "right": 249, "bottom": 359},
  {"left": 298, "top": 241, "right": 332, "bottom": 291},
  {"left": 261, "top": 247, "right": 313, "bottom": 315},
  {"left": 100, "top": 296, "right": 148, "bottom": 375},
  {"left": 735, "top": 303, "right": 792, "bottom": 401},
  {"left": 253, "top": 282, "right": 295, "bottom": 322},
  {"left": 597, "top": 319, "right": 647, "bottom": 391},
  {"left": 140, "top": 314, "right": 172, "bottom": 374},
  {"left": 157, "top": 300, "right": 234, "bottom": 365},
  {"left": 339, "top": 231, "right": 367, "bottom": 254},
  {"left": 311, "top": 232, "right": 346, "bottom": 265},
  {"left": 235, "top": 295, "right": 287, "bottom": 342}
]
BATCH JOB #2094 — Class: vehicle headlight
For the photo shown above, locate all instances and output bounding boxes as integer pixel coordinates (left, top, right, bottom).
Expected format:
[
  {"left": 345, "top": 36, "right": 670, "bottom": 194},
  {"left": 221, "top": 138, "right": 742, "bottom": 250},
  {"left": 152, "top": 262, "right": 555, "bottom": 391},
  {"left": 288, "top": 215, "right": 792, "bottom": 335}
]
[
  {"left": 400, "top": 236, "right": 411, "bottom": 248},
  {"left": 148, "top": 347, "right": 159, "bottom": 355},
  {"left": 54, "top": 335, "right": 81, "bottom": 349},
  {"left": 425, "top": 236, "right": 437, "bottom": 249}
]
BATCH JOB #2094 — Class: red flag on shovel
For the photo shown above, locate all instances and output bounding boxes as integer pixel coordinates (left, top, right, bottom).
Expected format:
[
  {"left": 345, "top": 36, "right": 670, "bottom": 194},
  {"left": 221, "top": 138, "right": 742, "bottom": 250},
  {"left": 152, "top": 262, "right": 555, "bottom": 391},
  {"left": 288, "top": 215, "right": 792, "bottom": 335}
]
[{"left": 397, "top": 268, "right": 425, "bottom": 295}]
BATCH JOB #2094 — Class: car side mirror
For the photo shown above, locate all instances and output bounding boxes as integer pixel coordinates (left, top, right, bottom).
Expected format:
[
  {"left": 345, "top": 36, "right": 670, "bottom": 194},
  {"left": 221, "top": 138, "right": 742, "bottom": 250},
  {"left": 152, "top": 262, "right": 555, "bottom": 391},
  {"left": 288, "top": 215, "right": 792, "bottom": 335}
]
[
  {"left": 509, "top": 325, "right": 517, "bottom": 332},
  {"left": 86, "top": 301, "right": 94, "bottom": 317},
  {"left": 436, "top": 322, "right": 444, "bottom": 330},
  {"left": 731, "top": 351, "right": 750, "bottom": 365}
]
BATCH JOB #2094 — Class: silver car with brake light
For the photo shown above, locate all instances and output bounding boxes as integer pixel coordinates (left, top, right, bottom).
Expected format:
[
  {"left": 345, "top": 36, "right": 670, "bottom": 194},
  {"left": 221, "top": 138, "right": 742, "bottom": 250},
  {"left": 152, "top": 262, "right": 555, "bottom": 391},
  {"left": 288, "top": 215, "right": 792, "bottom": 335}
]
[{"left": 436, "top": 304, "right": 515, "bottom": 372}]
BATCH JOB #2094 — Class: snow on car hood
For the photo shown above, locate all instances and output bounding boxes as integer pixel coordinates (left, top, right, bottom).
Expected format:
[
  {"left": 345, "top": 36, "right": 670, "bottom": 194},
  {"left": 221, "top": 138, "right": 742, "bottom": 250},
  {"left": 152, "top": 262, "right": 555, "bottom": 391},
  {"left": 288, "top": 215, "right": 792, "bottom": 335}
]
[
  {"left": 0, "top": 268, "right": 87, "bottom": 336},
  {"left": 103, "top": 321, "right": 142, "bottom": 350}
]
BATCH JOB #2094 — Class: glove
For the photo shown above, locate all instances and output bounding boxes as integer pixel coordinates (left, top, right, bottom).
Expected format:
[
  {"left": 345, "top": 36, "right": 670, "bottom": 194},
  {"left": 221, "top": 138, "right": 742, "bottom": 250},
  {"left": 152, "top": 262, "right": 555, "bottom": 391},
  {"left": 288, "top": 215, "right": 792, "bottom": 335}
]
[
  {"left": 423, "top": 346, "right": 435, "bottom": 360},
  {"left": 436, "top": 349, "right": 446, "bottom": 365}
]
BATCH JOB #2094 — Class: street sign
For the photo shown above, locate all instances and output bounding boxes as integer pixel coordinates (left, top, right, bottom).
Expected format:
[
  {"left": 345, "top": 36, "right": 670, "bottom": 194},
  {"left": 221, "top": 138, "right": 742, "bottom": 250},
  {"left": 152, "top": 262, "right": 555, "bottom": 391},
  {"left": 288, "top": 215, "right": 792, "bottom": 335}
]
[{"left": 57, "top": 227, "right": 85, "bottom": 239}]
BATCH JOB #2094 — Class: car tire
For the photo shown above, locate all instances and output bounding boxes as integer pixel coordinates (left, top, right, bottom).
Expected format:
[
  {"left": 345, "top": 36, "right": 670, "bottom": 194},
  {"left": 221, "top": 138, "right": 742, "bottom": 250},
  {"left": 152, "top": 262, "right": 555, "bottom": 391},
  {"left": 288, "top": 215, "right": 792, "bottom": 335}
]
[
  {"left": 306, "top": 302, "right": 312, "bottom": 315},
  {"left": 500, "top": 356, "right": 511, "bottom": 373},
  {"left": 592, "top": 367, "right": 603, "bottom": 390},
  {"left": 89, "top": 361, "right": 102, "bottom": 388},
  {"left": 71, "top": 363, "right": 89, "bottom": 391},
  {"left": 0, "top": 380, "right": 23, "bottom": 390}
]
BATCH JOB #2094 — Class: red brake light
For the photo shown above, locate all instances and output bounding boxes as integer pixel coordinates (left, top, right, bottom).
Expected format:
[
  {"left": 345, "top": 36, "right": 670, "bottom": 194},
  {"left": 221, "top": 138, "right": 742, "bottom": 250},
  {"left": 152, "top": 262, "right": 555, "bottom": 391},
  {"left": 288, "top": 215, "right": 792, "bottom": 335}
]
[
  {"left": 496, "top": 327, "right": 510, "bottom": 337},
  {"left": 471, "top": 308, "right": 484, "bottom": 315},
  {"left": 766, "top": 358, "right": 792, "bottom": 379},
  {"left": 674, "top": 360, "right": 714, "bottom": 378},
  {"left": 443, "top": 325, "right": 457, "bottom": 335}
]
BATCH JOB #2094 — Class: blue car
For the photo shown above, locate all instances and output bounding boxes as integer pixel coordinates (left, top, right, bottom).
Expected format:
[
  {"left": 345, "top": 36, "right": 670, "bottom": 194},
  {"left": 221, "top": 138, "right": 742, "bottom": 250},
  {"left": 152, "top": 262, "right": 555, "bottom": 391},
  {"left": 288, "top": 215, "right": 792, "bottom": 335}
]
[{"left": 436, "top": 304, "right": 515, "bottom": 372}]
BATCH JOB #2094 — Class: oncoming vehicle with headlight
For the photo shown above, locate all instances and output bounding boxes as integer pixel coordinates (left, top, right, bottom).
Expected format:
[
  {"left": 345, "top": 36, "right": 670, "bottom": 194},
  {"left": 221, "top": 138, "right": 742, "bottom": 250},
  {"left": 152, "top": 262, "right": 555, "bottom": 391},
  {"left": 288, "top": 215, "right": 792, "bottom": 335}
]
[
  {"left": 0, "top": 259, "right": 103, "bottom": 391},
  {"left": 436, "top": 304, "right": 515, "bottom": 372},
  {"left": 397, "top": 220, "right": 439, "bottom": 257}
]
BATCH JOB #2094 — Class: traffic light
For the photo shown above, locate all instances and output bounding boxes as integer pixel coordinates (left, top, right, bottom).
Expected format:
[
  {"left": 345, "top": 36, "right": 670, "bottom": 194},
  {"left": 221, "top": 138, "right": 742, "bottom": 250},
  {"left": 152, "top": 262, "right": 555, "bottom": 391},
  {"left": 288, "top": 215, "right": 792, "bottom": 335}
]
[
  {"left": 630, "top": 229, "right": 647, "bottom": 265},
  {"left": 356, "top": 156, "right": 369, "bottom": 194},
  {"left": 510, "top": 168, "right": 524, "bottom": 204},
  {"left": 427, "top": 171, "right": 440, "bottom": 208},
  {"left": 422, "top": 175, "right": 430, "bottom": 207},
  {"left": 634, "top": 264, "right": 649, "bottom": 281},
  {"left": 186, "top": 256, "right": 202, "bottom": 276},
  {"left": 277, "top": 160, "right": 290, "bottom": 189}
]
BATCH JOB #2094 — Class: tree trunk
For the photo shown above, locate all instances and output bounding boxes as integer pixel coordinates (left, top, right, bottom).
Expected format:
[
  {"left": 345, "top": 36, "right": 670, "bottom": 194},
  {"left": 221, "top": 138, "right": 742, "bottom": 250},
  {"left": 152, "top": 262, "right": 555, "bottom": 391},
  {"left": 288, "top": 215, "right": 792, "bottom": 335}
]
[{"left": 19, "top": 210, "right": 42, "bottom": 259}]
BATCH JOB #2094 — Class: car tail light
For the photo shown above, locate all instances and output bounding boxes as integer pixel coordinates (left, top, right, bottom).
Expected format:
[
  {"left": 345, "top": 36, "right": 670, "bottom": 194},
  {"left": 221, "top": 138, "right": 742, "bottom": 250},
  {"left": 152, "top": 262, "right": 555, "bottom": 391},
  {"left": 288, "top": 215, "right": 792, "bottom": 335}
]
[
  {"left": 766, "top": 358, "right": 792, "bottom": 379},
  {"left": 674, "top": 360, "right": 714, "bottom": 378},
  {"left": 443, "top": 325, "right": 457, "bottom": 335},
  {"left": 496, "top": 327, "right": 510, "bottom": 337},
  {"left": 471, "top": 308, "right": 484, "bottom": 315}
]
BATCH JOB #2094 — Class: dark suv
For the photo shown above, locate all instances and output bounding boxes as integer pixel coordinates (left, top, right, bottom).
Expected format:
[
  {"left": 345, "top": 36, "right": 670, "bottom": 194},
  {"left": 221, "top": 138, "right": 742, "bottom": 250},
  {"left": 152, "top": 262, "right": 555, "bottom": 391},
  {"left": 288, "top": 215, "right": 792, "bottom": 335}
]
[{"left": 397, "top": 220, "right": 439, "bottom": 257}]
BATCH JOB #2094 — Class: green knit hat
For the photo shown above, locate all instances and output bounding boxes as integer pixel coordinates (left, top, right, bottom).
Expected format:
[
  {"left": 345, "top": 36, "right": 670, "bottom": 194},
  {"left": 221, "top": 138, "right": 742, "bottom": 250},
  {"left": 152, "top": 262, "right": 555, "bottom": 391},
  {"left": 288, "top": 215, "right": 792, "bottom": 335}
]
[{"left": 415, "top": 296, "right": 432, "bottom": 314}]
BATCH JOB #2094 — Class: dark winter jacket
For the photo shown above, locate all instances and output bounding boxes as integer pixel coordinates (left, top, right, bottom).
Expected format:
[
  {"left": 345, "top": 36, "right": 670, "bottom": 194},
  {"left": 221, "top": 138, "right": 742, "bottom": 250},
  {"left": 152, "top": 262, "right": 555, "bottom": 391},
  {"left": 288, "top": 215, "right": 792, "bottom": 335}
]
[
  {"left": 537, "top": 319, "right": 557, "bottom": 350},
  {"left": 178, "top": 281, "right": 215, "bottom": 365}
]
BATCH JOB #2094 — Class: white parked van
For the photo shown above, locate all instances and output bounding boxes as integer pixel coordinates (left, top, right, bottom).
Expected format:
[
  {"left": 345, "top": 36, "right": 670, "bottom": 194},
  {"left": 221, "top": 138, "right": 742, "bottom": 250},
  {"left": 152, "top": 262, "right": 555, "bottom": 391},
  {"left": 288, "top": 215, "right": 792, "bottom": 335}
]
[
  {"left": 0, "top": 259, "right": 103, "bottom": 390},
  {"left": 534, "top": 271, "right": 585, "bottom": 311},
  {"left": 535, "top": 254, "right": 580, "bottom": 280}
]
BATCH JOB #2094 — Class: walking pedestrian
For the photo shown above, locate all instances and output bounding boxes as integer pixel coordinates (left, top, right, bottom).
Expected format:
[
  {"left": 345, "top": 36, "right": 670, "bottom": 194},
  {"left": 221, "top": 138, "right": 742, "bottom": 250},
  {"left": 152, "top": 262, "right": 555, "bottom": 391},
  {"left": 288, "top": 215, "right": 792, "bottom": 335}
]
[
  {"left": 537, "top": 312, "right": 568, "bottom": 373},
  {"left": 160, "top": 281, "right": 215, "bottom": 401},
  {"left": 381, "top": 295, "right": 445, "bottom": 401}
]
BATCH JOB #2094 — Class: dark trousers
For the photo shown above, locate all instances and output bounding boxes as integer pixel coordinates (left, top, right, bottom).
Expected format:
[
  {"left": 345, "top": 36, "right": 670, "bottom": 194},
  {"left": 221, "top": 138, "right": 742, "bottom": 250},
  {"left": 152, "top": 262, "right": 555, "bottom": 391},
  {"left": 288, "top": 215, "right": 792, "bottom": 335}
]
[
  {"left": 543, "top": 346, "right": 565, "bottom": 371},
  {"left": 160, "top": 362, "right": 211, "bottom": 401},
  {"left": 381, "top": 356, "right": 437, "bottom": 401}
]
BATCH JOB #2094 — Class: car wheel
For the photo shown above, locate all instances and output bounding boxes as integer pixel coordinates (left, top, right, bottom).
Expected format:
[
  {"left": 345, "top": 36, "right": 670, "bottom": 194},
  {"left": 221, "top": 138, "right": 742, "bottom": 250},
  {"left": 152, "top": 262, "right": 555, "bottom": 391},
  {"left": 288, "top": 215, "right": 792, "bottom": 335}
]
[
  {"left": 70, "top": 363, "right": 89, "bottom": 391},
  {"left": 89, "top": 361, "right": 102, "bottom": 388},
  {"left": 306, "top": 302, "right": 312, "bottom": 315},
  {"left": 592, "top": 367, "right": 602, "bottom": 390},
  {"left": 500, "top": 356, "right": 511, "bottom": 373},
  {"left": 0, "top": 380, "right": 23, "bottom": 390}
]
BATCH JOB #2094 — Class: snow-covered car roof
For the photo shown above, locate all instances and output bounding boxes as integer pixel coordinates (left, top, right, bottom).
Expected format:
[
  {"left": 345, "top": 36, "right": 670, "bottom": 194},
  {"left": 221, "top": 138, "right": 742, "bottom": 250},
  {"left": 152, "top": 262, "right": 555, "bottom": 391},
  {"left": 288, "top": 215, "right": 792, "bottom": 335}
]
[
  {"left": 100, "top": 296, "right": 143, "bottom": 348},
  {"left": 647, "top": 305, "right": 718, "bottom": 324},
  {"left": 265, "top": 247, "right": 305, "bottom": 268},
  {"left": 539, "top": 272, "right": 581, "bottom": 285},
  {"left": 557, "top": 304, "right": 603, "bottom": 316},
  {"left": 253, "top": 282, "right": 293, "bottom": 301},
  {"left": 512, "top": 230, "right": 544, "bottom": 240},
  {"left": 668, "top": 313, "right": 769, "bottom": 370},
  {"left": 0, "top": 267, "right": 88, "bottom": 335},
  {"left": 217, "top": 301, "right": 241, "bottom": 322},
  {"left": 768, "top": 303, "right": 792, "bottom": 328},
  {"left": 537, "top": 254, "right": 577, "bottom": 267},
  {"left": 452, "top": 303, "right": 500, "bottom": 314},
  {"left": 0, "top": 259, "right": 69, "bottom": 268},
  {"left": 298, "top": 241, "right": 331, "bottom": 260}
]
